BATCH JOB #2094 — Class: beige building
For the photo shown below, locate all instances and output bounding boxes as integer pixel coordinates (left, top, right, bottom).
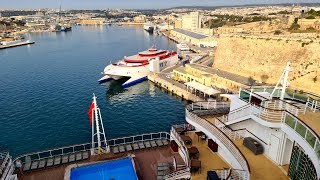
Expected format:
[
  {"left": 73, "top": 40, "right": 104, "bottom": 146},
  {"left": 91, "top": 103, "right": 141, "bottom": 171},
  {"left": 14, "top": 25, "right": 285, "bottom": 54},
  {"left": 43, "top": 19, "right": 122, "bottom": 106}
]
[
  {"left": 133, "top": 15, "right": 146, "bottom": 23},
  {"left": 77, "top": 18, "right": 105, "bottom": 25},
  {"left": 171, "top": 29, "right": 217, "bottom": 47},
  {"left": 181, "top": 12, "right": 203, "bottom": 31},
  {"left": 175, "top": 19, "right": 182, "bottom": 29},
  {"left": 298, "top": 18, "right": 320, "bottom": 30}
]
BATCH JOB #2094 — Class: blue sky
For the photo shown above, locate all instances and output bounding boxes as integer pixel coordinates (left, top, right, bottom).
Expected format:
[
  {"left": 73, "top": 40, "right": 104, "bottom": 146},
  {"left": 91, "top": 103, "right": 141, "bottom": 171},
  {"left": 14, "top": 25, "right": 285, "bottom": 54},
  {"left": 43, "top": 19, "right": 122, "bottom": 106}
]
[{"left": 0, "top": 0, "right": 319, "bottom": 9}]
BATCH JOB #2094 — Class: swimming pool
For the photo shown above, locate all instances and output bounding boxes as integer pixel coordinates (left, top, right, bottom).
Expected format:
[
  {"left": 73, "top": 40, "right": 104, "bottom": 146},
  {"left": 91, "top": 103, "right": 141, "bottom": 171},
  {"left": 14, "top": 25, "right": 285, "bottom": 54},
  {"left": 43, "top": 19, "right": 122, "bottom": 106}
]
[{"left": 70, "top": 157, "right": 138, "bottom": 180}]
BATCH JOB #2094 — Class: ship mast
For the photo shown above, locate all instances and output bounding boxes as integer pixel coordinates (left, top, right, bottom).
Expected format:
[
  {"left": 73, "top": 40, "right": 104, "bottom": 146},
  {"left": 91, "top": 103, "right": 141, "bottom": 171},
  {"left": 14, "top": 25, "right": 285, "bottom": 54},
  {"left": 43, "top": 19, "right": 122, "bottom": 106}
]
[
  {"left": 270, "top": 62, "right": 291, "bottom": 100},
  {"left": 91, "top": 94, "right": 109, "bottom": 155}
]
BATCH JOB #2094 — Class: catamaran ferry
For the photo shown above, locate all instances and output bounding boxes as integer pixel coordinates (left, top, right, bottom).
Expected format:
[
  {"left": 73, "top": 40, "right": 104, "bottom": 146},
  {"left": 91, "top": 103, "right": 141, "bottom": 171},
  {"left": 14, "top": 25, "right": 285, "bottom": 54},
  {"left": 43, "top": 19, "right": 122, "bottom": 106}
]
[{"left": 98, "top": 47, "right": 179, "bottom": 87}]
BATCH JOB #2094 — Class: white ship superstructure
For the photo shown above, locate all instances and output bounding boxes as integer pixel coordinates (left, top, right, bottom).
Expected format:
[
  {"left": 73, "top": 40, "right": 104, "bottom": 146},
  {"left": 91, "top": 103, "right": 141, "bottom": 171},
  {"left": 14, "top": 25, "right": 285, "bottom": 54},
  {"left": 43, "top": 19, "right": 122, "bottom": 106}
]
[
  {"left": 181, "top": 63, "right": 320, "bottom": 180},
  {"left": 99, "top": 47, "right": 179, "bottom": 87}
]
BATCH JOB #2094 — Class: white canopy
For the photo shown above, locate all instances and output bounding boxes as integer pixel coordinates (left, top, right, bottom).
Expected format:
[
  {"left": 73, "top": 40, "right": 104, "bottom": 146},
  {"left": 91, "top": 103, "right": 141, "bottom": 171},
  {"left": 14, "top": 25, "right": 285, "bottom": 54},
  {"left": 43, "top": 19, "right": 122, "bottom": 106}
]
[{"left": 185, "top": 81, "right": 221, "bottom": 96}]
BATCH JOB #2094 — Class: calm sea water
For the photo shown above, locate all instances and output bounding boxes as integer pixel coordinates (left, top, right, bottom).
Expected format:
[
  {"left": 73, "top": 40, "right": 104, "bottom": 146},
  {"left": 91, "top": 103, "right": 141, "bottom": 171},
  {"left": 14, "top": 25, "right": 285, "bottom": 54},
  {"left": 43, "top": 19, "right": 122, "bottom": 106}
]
[{"left": 0, "top": 25, "right": 186, "bottom": 157}]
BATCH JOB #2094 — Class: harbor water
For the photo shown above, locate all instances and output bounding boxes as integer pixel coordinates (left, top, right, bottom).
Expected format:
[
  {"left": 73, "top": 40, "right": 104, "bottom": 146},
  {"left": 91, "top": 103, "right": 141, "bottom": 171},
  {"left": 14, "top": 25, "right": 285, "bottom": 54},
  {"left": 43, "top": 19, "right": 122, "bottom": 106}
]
[{"left": 0, "top": 25, "right": 186, "bottom": 157}]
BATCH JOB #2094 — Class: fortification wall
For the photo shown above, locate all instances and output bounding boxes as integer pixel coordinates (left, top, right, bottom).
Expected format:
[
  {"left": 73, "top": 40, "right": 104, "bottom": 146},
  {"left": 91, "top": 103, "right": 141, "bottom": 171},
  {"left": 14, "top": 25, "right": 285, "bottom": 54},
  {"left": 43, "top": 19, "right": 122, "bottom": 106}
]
[{"left": 214, "top": 35, "right": 320, "bottom": 94}]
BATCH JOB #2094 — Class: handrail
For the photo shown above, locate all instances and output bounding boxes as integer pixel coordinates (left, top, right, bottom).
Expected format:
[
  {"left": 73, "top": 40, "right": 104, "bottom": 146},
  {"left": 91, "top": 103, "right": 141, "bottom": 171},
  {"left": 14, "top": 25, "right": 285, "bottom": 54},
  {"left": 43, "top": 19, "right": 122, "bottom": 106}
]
[
  {"left": 13, "top": 131, "right": 170, "bottom": 163},
  {"left": 215, "top": 117, "right": 268, "bottom": 145},
  {"left": 164, "top": 167, "right": 190, "bottom": 179},
  {"left": 186, "top": 109, "right": 250, "bottom": 173},
  {"left": 170, "top": 126, "right": 191, "bottom": 167}
]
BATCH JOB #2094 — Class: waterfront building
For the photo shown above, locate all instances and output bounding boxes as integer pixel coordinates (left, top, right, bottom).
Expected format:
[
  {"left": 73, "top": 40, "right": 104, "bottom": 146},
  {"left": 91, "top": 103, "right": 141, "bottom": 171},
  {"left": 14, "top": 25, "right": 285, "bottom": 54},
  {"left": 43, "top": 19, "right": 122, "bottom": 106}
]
[
  {"left": 133, "top": 15, "right": 146, "bottom": 23},
  {"left": 171, "top": 28, "right": 217, "bottom": 48},
  {"left": 181, "top": 11, "right": 203, "bottom": 31},
  {"left": 174, "top": 64, "right": 255, "bottom": 93}
]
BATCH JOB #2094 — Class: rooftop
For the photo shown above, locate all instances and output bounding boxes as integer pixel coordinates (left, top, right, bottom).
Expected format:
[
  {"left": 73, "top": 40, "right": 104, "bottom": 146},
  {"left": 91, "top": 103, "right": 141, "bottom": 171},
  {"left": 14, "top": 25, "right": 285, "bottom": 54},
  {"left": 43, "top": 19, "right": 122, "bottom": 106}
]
[{"left": 172, "top": 29, "right": 208, "bottom": 40}]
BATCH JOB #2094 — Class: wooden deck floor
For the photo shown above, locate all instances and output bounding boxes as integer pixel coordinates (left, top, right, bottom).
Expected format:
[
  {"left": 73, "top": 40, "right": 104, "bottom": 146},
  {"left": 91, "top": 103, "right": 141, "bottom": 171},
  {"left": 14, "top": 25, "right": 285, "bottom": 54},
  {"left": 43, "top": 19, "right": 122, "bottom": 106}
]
[
  {"left": 17, "top": 145, "right": 184, "bottom": 180},
  {"left": 185, "top": 131, "right": 230, "bottom": 180},
  {"left": 233, "top": 140, "right": 288, "bottom": 180},
  {"left": 299, "top": 109, "right": 320, "bottom": 135}
]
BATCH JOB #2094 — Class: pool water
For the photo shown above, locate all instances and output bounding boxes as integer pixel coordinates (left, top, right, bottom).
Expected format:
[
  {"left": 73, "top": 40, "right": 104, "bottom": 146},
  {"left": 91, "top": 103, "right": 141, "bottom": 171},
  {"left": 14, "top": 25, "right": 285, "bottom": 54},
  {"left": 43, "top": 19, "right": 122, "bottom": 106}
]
[{"left": 70, "top": 157, "right": 138, "bottom": 180}]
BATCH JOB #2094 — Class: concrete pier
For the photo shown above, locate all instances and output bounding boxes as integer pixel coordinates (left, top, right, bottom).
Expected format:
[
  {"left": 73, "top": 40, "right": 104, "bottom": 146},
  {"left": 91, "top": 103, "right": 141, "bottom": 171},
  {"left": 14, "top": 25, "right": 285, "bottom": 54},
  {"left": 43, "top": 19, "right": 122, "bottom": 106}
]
[
  {"left": 148, "top": 73, "right": 203, "bottom": 102},
  {"left": 0, "top": 41, "right": 35, "bottom": 50}
]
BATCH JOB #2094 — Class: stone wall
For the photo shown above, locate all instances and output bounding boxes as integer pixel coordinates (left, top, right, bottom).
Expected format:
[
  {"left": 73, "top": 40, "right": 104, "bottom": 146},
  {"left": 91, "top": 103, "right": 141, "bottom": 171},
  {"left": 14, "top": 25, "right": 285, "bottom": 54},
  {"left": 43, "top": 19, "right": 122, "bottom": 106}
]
[{"left": 214, "top": 35, "right": 320, "bottom": 94}]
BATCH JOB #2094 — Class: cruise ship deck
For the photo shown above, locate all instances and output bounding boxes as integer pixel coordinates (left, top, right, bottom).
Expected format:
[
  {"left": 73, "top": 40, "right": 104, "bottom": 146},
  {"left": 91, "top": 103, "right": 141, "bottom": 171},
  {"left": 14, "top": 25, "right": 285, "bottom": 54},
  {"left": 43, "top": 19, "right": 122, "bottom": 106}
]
[
  {"left": 205, "top": 116, "right": 288, "bottom": 180},
  {"left": 17, "top": 145, "right": 184, "bottom": 180}
]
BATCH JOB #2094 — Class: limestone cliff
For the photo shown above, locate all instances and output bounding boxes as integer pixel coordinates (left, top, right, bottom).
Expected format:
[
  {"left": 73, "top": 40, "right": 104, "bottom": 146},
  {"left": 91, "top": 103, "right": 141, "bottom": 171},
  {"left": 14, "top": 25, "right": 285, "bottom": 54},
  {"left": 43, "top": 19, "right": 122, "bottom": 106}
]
[{"left": 214, "top": 35, "right": 320, "bottom": 94}]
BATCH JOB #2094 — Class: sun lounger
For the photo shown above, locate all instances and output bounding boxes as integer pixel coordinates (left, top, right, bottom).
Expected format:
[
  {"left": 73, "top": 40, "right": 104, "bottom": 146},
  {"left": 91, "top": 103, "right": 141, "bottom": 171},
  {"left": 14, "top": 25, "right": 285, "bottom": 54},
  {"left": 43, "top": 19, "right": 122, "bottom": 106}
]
[
  {"left": 132, "top": 143, "right": 139, "bottom": 150},
  {"left": 23, "top": 162, "right": 31, "bottom": 171},
  {"left": 54, "top": 156, "right": 61, "bottom": 165},
  {"left": 30, "top": 161, "right": 39, "bottom": 170},
  {"left": 69, "top": 154, "right": 75, "bottom": 162},
  {"left": 76, "top": 153, "right": 82, "bottom": 161},
  {"left": 126, "top": 144, "right": 133, "bottom": 151},
  {"left": 38, "top": 159, "right": 46, "bottom": 168},
  {"left": 62, "top": 155, "right": 69, "bottom": 164},
  {"left": 156, "top": 139, "right": 164, "bottom": 146},
  {"left": 162, "top": 139, "right": 169, "bottom": 146},
  {"left": 46, "top": 158, "right": 54, "bottom": 167},
  {"left": 138, "top": 142, "right": 145, "bottom": 149},
  {"left": 150, "top": 140, "right": 157, "bottom": 147},
  {"left": 112, "top": 146, "right": 120, "bottom": 154},
  {"left": 144, "top": 141, "right": 151, "bottom": 148},
  {"left": 119, "top": 145, "right": 125, "bottom": 153},
  {"left": 82, "top": 151, "right": 89, "bottom": 159}
]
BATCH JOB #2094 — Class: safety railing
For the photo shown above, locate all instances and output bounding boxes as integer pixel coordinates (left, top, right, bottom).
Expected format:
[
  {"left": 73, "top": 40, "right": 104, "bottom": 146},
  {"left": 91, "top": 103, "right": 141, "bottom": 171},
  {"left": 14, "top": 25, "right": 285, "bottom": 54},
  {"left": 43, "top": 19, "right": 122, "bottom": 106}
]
[
  {"left": 0, "top": 152, "right": 12, "bottom": 180},
  {"left": 209, "top": 169, "right": 231, "bottom": 180},
  {"left": 164, "top": 167, "right": 191, "bottom": 180},
  {"left": 214, "top": 119, "right": 245, "bottom": 140},
  {"left": 305, "top": 97, "right": 320, "bottom": 113},
  {"left": 186, "top": 109, "right": 250, "bottom": 177},
  {"left": 283, "top": 112, "right": 320, "bottom": 160},
  {"left": 13, "top": 132, "right": 170, "bottom": 164},
  {"left": 189, "top": 101, "right": 230, "bottom": 111},
  {"left": 170, "top": 125, "right": 191, "bottom": 167}
]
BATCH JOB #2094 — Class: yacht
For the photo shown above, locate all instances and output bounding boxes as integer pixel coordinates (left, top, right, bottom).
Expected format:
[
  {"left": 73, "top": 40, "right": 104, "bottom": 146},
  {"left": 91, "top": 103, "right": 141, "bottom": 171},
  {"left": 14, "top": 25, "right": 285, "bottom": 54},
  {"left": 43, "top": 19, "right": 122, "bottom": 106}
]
[
  {"left": 98, "top": 47, "right": 179, "bottom": 87},
  {"left": 143, "top": 22, "right": 154, "bottom": 33}
]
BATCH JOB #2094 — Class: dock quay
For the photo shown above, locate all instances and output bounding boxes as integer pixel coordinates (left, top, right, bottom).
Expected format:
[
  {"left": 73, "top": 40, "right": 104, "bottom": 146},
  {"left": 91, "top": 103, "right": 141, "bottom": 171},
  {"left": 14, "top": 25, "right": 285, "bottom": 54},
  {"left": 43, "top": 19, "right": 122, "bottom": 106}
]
[
  {"left": 148, "top": 73, "right": 203, "bottom": 102},
  {"left": 0, "top": 41, "right": 35, "bottom": 50}
]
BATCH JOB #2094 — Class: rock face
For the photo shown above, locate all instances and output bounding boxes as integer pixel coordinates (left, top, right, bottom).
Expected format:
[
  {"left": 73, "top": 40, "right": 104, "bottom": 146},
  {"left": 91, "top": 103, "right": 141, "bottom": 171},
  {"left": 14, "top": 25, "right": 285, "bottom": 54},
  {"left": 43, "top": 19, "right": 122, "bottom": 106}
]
[{"left": 214, "top": 35, "right": 320, "bottom": 94}]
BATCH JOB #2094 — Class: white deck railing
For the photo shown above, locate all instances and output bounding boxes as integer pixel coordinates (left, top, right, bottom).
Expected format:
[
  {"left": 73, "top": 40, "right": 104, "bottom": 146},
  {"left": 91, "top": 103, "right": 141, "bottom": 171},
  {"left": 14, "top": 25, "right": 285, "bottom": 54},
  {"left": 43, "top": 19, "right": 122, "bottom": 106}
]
[
  {"left": 164, "top": 167, "right": 190, "bottom": 180},
  {"left": 186, "top": 109, "right": 250, "bottom": 179},
  {"left": 0, "top": 152, "right": 12, "bottom": 180},
  {"left": 13, "top": 132, "right": 170, "bottom": 164},
  {"left": 170, "top": 126, "right": 191, "bottom": 167},
  {"left": 190, "top": 101, "right": 229, "bottom": 111},
  {"left": 214, "top": 119, "right": 245, "bottom": 140}
]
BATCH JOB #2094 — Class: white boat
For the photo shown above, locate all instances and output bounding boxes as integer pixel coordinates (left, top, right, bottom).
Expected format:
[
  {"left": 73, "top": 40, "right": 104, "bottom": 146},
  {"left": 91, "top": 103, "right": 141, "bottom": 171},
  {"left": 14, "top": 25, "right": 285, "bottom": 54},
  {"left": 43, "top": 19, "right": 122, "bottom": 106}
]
[
  {"left": 143, "top": 22, "right": 154, "bottom": 33},
  {"left": 177, "top": 43, "right": 190, "bottom": 51},
  {"left": 99, "top": 47, "right": 179, "bottom": 87}
]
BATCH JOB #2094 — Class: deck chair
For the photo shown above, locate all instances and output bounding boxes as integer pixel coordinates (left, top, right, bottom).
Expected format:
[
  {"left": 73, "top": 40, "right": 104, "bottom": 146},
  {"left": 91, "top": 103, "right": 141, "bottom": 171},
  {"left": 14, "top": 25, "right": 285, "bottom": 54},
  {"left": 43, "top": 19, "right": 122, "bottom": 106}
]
[
  {"left": 162, "top": 139, "right": 169, "bottom": 146},
  {"left": 62, "top": 155, "right": 69, "bottom": 164},
  {"left": 76, "top": 152, "right": 82, "bottom": 161},
  {"left": 112, "top": 146, "right": 120, "bottom": 154},
  {"left": 119, "top": 145, "right": 125, "bottom": 153},
  {"left": 23, "top": 156, "right": 32, "bottom": 171},
  {"left": 156, "top": 139, "right": 164, "bottom": 146},
  {"left": 132, "top": 143, "right": 139, "bottom": 150},
  {"left": 82, "top": 151, "right": 89, "bottom": 159},
  {"left": 30, "top": 161, "right": 39, "bottom": 170},
  {"left": 54, "top": 156, "right": 61, "bottom": 165},
  {"left": 69, "top": 154, "right": 75, "bottom": 162},
  {"left": 126, "top": 144, "right": 133, "bottom": 151},
  {"left": 138, "top": 142, "right": 145, "bottom": 149},
  {"left": 46, "top": 158, "right": 54, "bottom": 167},
  {"left": 144, "top": 141, "right": 151, "bottom": 148},
  {"left": 38, "top": 159, "right": 46, "bottom": 168},
  {"left": 150, "top": 140, "right": 157, "bottom": 147}
]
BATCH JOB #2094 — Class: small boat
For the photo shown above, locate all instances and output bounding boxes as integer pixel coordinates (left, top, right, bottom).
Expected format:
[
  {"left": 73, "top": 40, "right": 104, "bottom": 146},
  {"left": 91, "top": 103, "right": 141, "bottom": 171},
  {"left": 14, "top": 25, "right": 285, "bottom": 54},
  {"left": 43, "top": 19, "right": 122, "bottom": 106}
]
[
  {"left": 177, "top": 43, "right": 190, "bottom": 51},
  {"left": 99, "top": 46, "right": 179, "bottom": 87},
  {"left": 143, "top": 22, "right": 154, "bottom": 33}
]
